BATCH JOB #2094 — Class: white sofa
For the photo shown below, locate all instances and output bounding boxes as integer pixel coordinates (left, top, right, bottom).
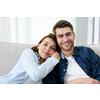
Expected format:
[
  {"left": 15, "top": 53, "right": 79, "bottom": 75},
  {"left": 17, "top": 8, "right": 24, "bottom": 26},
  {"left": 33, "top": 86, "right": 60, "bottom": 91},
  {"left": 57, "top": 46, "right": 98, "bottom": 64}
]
[
  {"left": 0, "top": 41, "right": 100, "bottom": 77},
  {"left": 0, "top": 42, "right": 35, "bottom": 77}
]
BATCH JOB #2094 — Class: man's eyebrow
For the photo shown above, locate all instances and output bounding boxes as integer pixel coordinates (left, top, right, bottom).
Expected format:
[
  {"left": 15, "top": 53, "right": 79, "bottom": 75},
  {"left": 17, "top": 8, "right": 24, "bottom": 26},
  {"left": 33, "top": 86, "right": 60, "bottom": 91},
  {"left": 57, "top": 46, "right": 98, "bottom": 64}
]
[
  {"left": 57, "top": 34, "right": 63, "bottom": 36},
  {"left": 66, "top": 32, "right": 72, "bottom": 34},
  {"left": 57, "top": 32, "right": 72, "bottom": 36}
]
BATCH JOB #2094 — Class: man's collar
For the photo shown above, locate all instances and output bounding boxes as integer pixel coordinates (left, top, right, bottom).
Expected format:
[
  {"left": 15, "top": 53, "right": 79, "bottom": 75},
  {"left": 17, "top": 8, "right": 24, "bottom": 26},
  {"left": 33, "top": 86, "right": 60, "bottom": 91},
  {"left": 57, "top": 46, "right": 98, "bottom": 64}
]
[
  {"left": 60, "top": 47, "right": 79, "bottom": 59},
  {"left": 73, "top": 47, "right": 80, "bottom": 56}
]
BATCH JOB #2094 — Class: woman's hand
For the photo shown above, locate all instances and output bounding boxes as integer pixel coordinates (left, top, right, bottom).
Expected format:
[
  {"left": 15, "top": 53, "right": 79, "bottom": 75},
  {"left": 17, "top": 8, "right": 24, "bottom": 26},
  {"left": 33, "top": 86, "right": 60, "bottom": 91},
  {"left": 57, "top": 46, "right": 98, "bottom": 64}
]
[
  {"left": 66, "top": 78, "right": 100, "bottom": 84},
  {"left": 51, "top": 52, "right": 60, "bottom": 60}
]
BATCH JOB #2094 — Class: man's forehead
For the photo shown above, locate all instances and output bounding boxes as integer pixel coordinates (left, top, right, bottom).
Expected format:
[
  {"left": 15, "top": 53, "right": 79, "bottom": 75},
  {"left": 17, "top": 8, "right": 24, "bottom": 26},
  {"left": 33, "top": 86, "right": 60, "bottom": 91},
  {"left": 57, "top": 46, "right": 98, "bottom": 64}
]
[{"left": 56, "top": 27, "right": 72, "bottom": 33}]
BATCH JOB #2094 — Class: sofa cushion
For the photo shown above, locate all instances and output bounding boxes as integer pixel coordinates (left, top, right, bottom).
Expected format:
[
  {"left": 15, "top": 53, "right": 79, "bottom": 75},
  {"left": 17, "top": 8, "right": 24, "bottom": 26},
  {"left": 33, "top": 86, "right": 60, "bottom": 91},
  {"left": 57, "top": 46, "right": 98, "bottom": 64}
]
[{"left": 0, "top": 42, "right": 35, "bottom": 76}]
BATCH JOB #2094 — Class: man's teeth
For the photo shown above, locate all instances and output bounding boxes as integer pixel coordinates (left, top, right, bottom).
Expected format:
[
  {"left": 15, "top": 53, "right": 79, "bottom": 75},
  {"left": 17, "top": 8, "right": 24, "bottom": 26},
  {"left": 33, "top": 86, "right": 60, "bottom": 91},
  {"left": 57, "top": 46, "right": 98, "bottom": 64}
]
[{"left": 64, "top": 43, "right": 69, "bottom": 45}]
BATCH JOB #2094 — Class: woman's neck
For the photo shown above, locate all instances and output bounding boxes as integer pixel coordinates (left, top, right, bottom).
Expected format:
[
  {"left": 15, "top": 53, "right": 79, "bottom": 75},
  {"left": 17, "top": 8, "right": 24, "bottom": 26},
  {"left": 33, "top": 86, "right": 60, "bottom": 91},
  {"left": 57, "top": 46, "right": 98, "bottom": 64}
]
[{"left": 39, "top": 58, "right": 45, "bottom": 65}]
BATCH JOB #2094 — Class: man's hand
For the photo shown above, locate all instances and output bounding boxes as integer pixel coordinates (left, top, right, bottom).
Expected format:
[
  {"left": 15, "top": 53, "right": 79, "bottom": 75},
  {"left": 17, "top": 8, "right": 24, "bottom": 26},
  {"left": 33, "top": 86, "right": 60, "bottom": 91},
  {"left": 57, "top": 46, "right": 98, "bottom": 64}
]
[
  {"left": 66, "top": 78, "right": 100, "bottom": 84},
  {"left": 51, "top": 52, "right": 60, "bottom": 60}
]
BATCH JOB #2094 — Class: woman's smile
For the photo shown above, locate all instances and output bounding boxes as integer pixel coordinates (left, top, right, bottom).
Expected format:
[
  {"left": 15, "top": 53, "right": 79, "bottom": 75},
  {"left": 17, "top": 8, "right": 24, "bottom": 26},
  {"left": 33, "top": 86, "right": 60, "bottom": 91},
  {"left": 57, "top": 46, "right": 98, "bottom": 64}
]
[{"left": 43, "top": 51, "right": 49, "bottom": 55}]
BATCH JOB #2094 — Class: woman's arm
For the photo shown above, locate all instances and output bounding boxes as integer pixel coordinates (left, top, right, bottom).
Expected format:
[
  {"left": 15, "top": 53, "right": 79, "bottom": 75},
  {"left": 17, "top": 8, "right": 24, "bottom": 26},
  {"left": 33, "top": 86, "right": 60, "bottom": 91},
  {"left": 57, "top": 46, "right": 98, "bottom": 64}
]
[{"left": 19, "top": 49, "right": 60, "bottom": 81}]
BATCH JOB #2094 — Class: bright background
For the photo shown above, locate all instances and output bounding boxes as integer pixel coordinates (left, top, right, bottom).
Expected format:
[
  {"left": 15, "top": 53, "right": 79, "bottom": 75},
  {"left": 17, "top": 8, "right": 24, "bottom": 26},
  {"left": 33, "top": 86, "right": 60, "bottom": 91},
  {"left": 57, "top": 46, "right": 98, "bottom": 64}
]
[
  {"left": 0, "top": 17, "right": 100, "bottom": 45},
  {"left": 0, "top": 0, "right": 100, "bottom": 100}
]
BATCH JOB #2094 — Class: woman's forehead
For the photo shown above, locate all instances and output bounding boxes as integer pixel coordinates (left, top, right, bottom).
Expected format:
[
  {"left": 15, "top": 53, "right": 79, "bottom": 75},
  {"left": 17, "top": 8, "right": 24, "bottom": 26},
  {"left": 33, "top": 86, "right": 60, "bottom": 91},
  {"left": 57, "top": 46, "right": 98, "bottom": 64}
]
[{"left": 42, "top": 37, "right": 56, "bottom": 46}]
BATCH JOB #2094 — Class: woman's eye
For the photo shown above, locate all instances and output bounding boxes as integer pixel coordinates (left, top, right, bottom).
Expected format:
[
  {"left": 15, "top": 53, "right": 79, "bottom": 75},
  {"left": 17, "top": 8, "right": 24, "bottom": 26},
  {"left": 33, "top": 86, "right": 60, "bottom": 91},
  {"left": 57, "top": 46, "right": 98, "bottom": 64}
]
[
  {"left": 51, "top": 47, "right": 55, "bottom": 50},
  {"left": 44, "top": 43, "right": 47, "bottom": 46}
]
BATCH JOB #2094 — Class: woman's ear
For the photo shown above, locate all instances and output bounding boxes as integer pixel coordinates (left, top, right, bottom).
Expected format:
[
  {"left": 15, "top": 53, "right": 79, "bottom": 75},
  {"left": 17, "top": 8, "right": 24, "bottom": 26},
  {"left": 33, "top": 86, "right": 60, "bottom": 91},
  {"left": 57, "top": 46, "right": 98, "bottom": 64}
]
[{"left": 37, "top": 44, "right": 40, "bottom": 49}]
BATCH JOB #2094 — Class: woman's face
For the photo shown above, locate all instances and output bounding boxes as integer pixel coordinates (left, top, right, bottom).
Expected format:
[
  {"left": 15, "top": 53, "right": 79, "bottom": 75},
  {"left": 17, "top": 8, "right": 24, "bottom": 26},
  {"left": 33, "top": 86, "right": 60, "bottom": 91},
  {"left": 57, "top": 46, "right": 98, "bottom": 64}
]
[{"left": 38, "top": 37, "right": 56, "bottom": 61}]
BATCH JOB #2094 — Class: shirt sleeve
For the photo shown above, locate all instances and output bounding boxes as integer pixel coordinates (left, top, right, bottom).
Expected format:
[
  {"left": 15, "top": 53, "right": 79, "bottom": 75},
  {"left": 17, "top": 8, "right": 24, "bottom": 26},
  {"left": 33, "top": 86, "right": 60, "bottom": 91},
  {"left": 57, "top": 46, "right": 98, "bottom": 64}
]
[
  {"left": 88, "top": 48, "right": 100, "bottom": 81},
  {"left": 19, "top": 49, "right": 59, "bottom": 81}
]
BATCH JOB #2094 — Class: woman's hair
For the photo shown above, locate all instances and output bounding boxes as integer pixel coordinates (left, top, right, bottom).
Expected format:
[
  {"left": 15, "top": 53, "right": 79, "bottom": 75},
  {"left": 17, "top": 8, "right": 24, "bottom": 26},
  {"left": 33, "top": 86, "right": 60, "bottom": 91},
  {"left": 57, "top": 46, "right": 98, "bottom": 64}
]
[
  {"left": 31, "top": 33, "right": 60, "bottom": 53},
  {"left": 53, "top": 20, "right": 74, "bottom": 35}
]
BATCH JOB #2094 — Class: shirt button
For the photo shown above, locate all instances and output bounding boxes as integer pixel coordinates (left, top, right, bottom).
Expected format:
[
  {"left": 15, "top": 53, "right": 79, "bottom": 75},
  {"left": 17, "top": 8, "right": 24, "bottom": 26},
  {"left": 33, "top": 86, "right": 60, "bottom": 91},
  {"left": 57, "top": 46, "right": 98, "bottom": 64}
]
[{"left": 64, "top": 69, "right": 66, "bottom": 71}]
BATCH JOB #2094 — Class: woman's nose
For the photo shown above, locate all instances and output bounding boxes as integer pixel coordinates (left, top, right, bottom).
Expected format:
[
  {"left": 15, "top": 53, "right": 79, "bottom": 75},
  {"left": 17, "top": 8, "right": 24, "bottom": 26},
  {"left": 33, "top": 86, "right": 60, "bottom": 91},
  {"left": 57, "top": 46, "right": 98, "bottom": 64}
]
[{"left": 46, "top": 46, "right": 50, "bottom": 51}]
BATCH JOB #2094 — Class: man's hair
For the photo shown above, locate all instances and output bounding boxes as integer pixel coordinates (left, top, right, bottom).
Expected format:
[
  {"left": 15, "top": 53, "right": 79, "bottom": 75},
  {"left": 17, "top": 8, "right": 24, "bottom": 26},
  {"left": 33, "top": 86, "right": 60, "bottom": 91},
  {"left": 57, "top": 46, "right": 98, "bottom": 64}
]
[{"left": 53, "top": 20, "right": 74, "bottom": 35}]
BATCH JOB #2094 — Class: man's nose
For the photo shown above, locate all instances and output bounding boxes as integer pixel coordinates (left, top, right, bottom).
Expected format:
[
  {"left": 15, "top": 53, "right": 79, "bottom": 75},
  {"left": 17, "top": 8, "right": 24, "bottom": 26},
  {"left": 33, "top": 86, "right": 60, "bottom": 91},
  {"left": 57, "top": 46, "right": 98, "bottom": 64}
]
[{"left": 63, "top": 35, "right": 68, "bottom": 42}]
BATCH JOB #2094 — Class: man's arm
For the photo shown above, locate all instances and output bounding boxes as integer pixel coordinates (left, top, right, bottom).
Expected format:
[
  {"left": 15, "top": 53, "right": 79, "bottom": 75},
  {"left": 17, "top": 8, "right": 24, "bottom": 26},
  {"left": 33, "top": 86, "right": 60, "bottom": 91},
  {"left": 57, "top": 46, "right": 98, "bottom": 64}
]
[
  {"left": 66, "top": 47, "right": 100, "bottom": 84},
  {"left": 66, "top": 78, "right": 100, "bottom": 84},
  {"left": 42, "top": 63, "right": 60, "bottom": 84},
  {"left": 88, "top": 48, "right": 100, "bottom": 81}
]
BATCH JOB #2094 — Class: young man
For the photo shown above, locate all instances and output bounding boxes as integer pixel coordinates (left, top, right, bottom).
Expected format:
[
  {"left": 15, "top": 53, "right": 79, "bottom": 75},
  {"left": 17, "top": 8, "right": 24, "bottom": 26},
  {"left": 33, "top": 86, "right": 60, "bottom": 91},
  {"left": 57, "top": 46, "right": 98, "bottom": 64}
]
[{"left": 43, "top": 20, "right": 100, "bottom": 84}]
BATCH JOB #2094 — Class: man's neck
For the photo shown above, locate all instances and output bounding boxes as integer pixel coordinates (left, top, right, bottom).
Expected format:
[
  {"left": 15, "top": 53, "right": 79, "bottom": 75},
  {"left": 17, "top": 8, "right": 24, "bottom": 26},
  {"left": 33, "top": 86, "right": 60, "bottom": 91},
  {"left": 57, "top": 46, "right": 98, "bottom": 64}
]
[{"left": 61, "top": 47, "right": 74, "bottom": 57}]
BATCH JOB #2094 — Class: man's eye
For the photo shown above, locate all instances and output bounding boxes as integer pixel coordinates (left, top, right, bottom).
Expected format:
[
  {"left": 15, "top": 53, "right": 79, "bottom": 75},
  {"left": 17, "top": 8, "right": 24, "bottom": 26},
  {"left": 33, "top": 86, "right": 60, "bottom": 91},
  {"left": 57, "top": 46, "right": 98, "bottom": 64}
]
[
  {"left": 58, "top": 35, "right": 63, "bottom": 38},
  {"left": 66, "top": 33, "right": 71, "bottom": 36}
]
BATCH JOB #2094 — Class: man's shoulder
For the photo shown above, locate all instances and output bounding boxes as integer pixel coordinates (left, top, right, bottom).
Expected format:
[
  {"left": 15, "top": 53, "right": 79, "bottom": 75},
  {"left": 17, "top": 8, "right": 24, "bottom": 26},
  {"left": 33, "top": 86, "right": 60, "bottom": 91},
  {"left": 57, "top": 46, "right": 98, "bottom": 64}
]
[
  {"left": 74, "top": 46, "right": 91, "bottom": 51},
  {"left": 74, "top": 46, "right": 93, "bottom": 56}
]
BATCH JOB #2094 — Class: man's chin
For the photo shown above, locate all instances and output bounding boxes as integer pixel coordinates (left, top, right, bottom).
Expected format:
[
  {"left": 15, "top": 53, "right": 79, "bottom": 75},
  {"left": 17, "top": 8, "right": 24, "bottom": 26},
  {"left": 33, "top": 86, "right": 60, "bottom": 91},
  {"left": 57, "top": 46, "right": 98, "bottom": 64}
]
[{"left": 61, "top": 46, "right": 73, "bottom": 51}]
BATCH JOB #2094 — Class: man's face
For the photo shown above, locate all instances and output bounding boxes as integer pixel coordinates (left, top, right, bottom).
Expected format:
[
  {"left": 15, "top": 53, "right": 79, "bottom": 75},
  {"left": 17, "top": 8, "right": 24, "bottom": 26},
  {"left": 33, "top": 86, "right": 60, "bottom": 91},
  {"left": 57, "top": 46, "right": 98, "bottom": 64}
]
[{"left": 55, "top": 27, "right": 75, "bottom": 53}]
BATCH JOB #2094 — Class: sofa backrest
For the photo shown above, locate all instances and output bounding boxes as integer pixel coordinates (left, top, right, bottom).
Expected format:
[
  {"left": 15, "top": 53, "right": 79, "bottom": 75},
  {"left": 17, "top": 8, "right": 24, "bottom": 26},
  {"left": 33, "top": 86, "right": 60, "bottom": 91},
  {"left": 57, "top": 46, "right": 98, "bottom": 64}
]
[
  {"left": 86, "top": 44, "right": 100, "bottom": 57},
  {"left": 0, "top": 42, "right": 100, "bottom": 77},
  {"left": 0, "top": 42, "right": 35, "bottom": 76}
]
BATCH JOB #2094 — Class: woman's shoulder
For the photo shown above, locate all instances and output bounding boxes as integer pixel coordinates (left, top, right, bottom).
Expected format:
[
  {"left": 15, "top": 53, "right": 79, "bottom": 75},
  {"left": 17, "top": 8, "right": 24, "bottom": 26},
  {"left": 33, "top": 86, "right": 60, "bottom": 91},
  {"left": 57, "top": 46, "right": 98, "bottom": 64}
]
[
  {"left": 19, "top": 49, "right": 39, "bottom": 62},
  {"left": 23, "top": 48, "right": 34, "bottom": 52},
  {"left": 21, "top": 48, "right": 36, "bottom": 56},
  {"left": 22, "top": 48, "right": 39, "bottom": 58}
]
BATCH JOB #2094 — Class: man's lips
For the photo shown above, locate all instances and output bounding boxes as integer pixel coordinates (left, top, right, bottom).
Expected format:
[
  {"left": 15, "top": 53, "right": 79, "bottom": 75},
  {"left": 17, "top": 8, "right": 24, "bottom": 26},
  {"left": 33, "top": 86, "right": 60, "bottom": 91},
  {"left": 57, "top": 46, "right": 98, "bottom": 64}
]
[{"left": 62, "top": 42, "right": 70, "bottom": 46}]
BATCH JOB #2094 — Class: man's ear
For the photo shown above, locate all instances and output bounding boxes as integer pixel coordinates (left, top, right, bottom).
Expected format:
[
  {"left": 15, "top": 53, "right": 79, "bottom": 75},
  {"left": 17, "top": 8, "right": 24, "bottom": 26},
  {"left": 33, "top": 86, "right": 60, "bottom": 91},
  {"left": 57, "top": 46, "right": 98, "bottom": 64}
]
[{"left": 73, "top": 32, "right": 75, "bottom": 39}]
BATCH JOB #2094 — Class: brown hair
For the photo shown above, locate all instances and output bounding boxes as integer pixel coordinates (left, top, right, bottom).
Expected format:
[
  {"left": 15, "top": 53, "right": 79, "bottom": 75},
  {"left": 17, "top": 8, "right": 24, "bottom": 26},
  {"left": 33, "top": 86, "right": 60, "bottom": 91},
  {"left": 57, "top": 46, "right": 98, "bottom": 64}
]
[
  {"left": 31, "top": 33, "right": 60, "bottom": 53},
  {"left": 53, "top": 20, "right": 74, "bottom": 35}
]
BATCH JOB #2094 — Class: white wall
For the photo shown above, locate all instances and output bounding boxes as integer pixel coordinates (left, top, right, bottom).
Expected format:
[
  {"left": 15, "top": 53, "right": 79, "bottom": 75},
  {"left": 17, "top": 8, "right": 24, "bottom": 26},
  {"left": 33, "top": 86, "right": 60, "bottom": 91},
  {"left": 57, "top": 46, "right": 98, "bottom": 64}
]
[
  {"left": 87, "top": 17, "right": 93, "bottom": 44},
  {"left": 0, "top": 17, "right": 76, "bottom": 44},
  {"left": 1, "top": 17, "right": 99, "bottom": 45},
  {"left": 93, "top": 17, "right": 100, "bottom": 44},
  {"left": 0, "top": 17, "right": 11, "bottom": 42},
  {"left": 75, "top": 17, "right": 88, "bottom": 45},
  {"left": 0, "top": 17, "right": 3, "bottom": 41},
  {"left": 87, "top": 17, "right": 100, "bottom": 44},
  {"left": 28, "top": 17, "right": 76, "bottom": 44}
]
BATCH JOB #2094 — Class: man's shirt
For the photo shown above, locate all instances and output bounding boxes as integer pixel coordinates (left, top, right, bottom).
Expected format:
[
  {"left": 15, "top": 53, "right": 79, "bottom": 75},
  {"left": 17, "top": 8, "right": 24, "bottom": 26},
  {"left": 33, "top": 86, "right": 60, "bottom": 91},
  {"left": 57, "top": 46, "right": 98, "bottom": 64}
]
[{"left": 43, "top": 46, "right": 100, "bottom": 84}]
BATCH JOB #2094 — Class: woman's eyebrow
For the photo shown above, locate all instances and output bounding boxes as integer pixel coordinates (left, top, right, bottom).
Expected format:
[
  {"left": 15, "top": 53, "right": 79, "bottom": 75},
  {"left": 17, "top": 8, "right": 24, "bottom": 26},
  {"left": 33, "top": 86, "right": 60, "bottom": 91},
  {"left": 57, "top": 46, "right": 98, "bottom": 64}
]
[
  {"left": 44, "top": 41, "right": 56, "bottom": 47},
  {"left": 43, "top": 41, "right": 48, "bottom": 43}
]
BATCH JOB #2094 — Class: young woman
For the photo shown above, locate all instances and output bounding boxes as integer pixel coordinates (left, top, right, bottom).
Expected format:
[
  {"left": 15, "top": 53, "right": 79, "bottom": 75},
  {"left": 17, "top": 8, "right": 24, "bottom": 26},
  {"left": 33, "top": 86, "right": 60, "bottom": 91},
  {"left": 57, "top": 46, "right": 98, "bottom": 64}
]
[{"left": 0, "top": 33, "right": 60, "bottom": 84}]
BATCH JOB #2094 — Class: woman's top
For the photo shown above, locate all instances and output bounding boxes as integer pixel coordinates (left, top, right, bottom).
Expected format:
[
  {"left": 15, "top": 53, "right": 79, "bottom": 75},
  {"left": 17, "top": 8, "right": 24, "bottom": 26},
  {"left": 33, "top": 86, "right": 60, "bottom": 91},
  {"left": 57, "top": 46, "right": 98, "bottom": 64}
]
[{"left": 0, "top": 49, "right": 59, "bottom": 84}]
